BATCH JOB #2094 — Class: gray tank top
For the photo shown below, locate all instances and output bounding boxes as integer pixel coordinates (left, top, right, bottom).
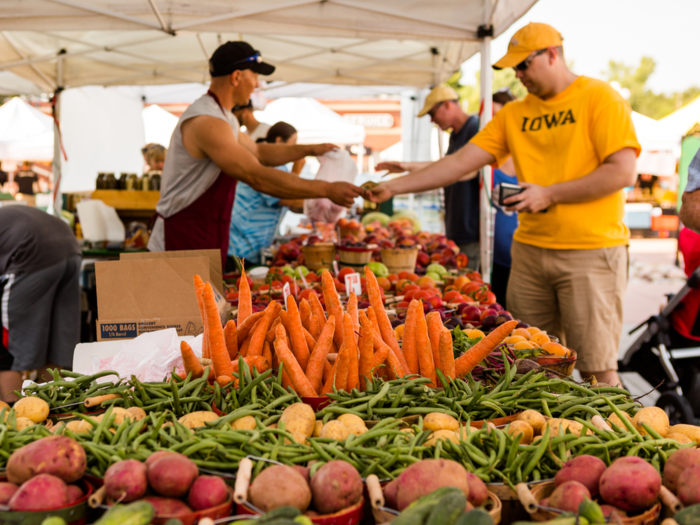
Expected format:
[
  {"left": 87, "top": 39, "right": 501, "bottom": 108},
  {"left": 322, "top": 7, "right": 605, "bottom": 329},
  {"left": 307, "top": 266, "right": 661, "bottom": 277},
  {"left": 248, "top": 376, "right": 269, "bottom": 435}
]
[{"left": 148, "top": 94, "right": 240, "bottom": 252}]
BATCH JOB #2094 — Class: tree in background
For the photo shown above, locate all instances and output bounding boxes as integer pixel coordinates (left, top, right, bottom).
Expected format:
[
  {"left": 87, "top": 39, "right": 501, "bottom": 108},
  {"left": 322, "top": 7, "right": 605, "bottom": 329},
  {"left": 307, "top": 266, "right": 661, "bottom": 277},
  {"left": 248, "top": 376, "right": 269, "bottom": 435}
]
[
  {"left": 446, "top": 68, "right": 527, "bottom": 115},
  {"left": 605, "top": 56, "right": 700, "bottom": 119}
]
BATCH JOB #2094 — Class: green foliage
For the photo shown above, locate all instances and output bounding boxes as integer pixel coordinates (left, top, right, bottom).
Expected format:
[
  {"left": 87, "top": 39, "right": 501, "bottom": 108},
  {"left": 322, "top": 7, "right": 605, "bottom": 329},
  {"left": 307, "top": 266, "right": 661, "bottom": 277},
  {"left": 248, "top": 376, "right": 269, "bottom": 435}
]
[
  {"left": 446, "top": 69, "right": 528, "bottom": 114},
  {"left": 604, "top": 56, "right": 700, "bottom": 119}
]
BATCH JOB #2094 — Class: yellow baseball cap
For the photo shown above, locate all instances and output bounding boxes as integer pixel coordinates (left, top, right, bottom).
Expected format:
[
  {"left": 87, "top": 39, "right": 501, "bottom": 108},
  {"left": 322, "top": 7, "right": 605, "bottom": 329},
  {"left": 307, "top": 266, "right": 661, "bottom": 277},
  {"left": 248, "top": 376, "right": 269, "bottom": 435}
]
[
  {"left": 417, "top": 85, "right": 459, "bottom": 118},
  {"left": 493, "top": 23, "right": 564, "bottom": 70}
]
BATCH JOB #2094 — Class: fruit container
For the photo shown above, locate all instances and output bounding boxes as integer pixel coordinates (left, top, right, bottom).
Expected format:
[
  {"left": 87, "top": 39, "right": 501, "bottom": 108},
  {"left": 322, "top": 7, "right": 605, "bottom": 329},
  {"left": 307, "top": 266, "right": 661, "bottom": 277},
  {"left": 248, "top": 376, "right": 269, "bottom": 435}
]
[
  {"left": 152, "top": 486, "right": 234, "bottom": 525},
  {"left": 237, "top": 499, "right": 364, "bottom": 525},
  {"left": 486, "top": 480, "right": 551, "bottom": 525},
  {"left": 0, "top": 476, "right": 94, "bottom": 525},
  {"left": 526, "top": 481, "right": 661, "bottom": 524},
  {"left": 302, "top": 243, "right": 336, "bottom": 272},
  {"left": 381, "top": 248, "right": 418, "bottom": 275},
  {"left": 536, "top": 350, "right": 577, "bottom": 377},
  {"left": 337, "top": 245, "right": 373, "bottom": 270},
  {"left": 302, "top": 395, "right": 332, "bottom": 411}
]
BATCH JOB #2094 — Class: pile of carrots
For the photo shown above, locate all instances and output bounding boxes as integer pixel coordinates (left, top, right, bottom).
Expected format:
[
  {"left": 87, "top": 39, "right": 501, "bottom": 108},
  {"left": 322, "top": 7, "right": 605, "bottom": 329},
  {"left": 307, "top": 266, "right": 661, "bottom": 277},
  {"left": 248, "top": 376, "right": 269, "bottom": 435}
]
[{"left": 178, "top": 266, "right": 519, "bottom": 394}]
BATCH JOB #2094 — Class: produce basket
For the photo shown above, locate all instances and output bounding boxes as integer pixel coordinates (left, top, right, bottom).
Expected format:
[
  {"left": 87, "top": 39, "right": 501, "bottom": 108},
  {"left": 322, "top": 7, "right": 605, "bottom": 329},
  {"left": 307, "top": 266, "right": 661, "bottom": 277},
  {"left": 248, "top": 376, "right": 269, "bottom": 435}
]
[
  {"left": 302, "top": 243, "right": 336, "bottom": 272},
  {"left": 536, "top": 350, "right": 577, "bottom": 377},
  {"left": 337, "top": 245, "right": 373, "bottom": 270},
  {"left": 486, "top": 480, "right": 551, "bottom": 525},
  {"left": 302, "top": 395, "right": 332, "bottom": 411},
  {"left": 380, "top": 248, "right": 418, "bottom": 275},
  {"left": 0, "top": 476, "right": 94, "bottom": 525},
  {"left": 526, "top": 481, "right": 662, "bottom": 524}
]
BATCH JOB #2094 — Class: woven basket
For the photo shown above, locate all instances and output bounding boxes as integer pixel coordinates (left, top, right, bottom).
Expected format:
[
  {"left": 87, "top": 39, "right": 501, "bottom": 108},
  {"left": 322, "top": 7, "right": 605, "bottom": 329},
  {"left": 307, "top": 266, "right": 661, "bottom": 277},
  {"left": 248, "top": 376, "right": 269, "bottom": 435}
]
[
  {"left": 302, "top": 243, "right": 336, "bottom": 272},
  {"left": 381, "top": 248, "right": 418, "bottom": 275}
]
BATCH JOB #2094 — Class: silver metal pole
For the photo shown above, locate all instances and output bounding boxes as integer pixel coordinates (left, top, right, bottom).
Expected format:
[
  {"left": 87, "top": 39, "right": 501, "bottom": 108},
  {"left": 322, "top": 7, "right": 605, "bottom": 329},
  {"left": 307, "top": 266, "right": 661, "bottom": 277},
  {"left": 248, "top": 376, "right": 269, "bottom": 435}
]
[
  {"left": 51, "top": 50, "right": 65, "bottom": 217},
  {"left": 479, "top": 34, "right": 494, "bottom": 283}
]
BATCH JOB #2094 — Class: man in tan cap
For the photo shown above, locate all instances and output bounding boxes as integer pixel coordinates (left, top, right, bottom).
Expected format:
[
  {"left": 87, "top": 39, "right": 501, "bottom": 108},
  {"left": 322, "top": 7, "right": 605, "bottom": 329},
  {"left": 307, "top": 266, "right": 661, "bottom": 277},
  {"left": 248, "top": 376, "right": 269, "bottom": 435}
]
[
  {"left": 377, "top": 85, "right": 481, "bottom": 268},
  {"left": 370, "top": 22, "right": 641, "bottom": 386}
]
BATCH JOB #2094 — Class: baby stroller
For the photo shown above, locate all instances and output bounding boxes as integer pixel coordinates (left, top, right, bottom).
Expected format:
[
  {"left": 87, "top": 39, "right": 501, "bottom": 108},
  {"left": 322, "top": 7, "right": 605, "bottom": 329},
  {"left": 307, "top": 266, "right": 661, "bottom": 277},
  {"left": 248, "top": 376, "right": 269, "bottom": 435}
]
[{"left": 618, "top": 265, "right": 700, "bottom": 425}]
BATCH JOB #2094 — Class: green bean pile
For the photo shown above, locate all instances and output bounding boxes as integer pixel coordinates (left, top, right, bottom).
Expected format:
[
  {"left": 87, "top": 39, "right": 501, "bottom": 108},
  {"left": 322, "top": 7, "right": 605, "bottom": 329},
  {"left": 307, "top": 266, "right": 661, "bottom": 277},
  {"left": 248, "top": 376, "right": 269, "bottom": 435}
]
[{"left": 319, "top": 367, "right": 641, "bottom": 424}]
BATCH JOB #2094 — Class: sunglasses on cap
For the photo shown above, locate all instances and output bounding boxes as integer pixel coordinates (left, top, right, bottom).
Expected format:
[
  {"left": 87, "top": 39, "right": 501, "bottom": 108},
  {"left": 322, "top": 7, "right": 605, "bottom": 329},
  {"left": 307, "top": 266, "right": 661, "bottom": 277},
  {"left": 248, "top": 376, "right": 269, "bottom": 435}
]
[
  {"left": 514, "top": 48, "right": 548, "bottom": 72},
  {"left": 230, "top": 52, "right": 263, "bottom": 67}
]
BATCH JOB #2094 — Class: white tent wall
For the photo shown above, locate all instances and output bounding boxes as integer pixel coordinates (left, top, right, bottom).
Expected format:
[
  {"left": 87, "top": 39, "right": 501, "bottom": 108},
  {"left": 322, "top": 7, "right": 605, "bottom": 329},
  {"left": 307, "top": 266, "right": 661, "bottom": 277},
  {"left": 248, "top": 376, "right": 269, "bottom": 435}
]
[
  {"left": 143, "top": 104, "right": 178, "bottom": 148},
  {"left": 0, "top": 97, "right": 54, "bottom": 161},
  {"left": 60, "top": 86, "right": 145, "bottom": 193}
]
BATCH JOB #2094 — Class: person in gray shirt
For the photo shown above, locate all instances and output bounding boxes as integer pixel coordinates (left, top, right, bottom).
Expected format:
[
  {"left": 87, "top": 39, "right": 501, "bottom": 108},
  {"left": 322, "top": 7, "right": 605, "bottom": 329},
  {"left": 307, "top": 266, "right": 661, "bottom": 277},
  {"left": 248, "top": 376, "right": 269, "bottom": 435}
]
[
  {"left": 0, "top": 206, "right": 81, "bottom": 402},
  {"left": 681, "top": 149, "right": 700, "bottom": 234}
]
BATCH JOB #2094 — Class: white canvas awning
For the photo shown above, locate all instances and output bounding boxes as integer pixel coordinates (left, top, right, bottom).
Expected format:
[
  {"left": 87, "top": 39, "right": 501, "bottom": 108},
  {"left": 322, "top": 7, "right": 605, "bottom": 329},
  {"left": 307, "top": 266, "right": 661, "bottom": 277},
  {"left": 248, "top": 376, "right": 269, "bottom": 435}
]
[
  {"left": 631, "top": 111, "right": 678, "bottom": 177},
  {"left": 142, "top": 103, "right": 178, "bottom": 147},
  {"left": 0, "top": 97, "right": 54, "bottom": 161},
  {"left": 0, "top": 0, "right": 537, "bottom": 90}
]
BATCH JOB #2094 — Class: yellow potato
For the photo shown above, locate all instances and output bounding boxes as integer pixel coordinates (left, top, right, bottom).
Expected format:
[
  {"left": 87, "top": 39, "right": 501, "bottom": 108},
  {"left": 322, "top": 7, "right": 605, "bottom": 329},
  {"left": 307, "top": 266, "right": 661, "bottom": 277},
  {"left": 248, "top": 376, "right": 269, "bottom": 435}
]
[
  {"left": 178, "top": 411, "right": 219, "bottom": 429},
  {"left": 400, "top": 428, "right": 416, "bottom": 435},
  {"left": 231, "top": 415, "right": 257, "bottom": 431},
  {"left": 279, "top": 403, "right": 316, "bottom": 437},
  {"left": 284, "top": 431, "right": 308, "bottom": 445},
  {"left": 320, "top": 421, "right": 350, "bottom": 441},
  {"left": 607, "top": 411, "right": 633, "bottom": 432},
  {"left": 313, "top": 420, "right": 324, "bottom": 437},
  {"left": 668, "top": 424, "right": 700, "bottom": 444},
  {"left": 13, "top": 397, "right": 49, "bottom": 423},
  {"left": 65, "top": 420, "right": 90, "bottom": 434},
  {"left": 423, "top": 412, "right": 460, "bottom": 432},
  {"left": 267, "top": 423, "right": 278, "bottom": 429},
  {"left": 666, "top": 432, "right": 693, "bottom": 445},
  {"left": 507, "top": 420, "right": 534, "bottom": 444},
  {"left": 126, "top": 407, "right": 147, "bottom": 421},
  {"left": 546, "top": 418, "right": 585, "bottom": 437},
  {"left": 516, "top": 410, "right": 546, "bottom": 436},
  {"left": 0, "top": 401, "right": 9, "bottom": 411},
  {"left": 337, "top": 414, "right": 365, "bottom": 428},
  {"left": 344, "top": 423, "right": 368, "bottom": 436},
  {"left": 633, "top": 407, "right": 669, "bottom": 437},
  {"left": 425, "top": 430, "right": 460, "bottom": 447},
  {"left": 14, "top": 417, "right": 35, "bottom": 430}
]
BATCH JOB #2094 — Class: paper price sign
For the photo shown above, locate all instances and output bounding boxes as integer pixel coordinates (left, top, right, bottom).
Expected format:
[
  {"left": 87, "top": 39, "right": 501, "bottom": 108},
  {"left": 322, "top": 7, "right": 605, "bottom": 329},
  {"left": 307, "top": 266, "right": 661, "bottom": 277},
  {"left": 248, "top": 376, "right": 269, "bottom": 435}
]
[
  {"left": 332, "top": 260, "right": 339, "bottom": 277},
  {"left": 344, "top": 272, "right": 362, "bottom": 297},
  {"left": 282, "top": 282, "right": 291, "bottom": 309}
]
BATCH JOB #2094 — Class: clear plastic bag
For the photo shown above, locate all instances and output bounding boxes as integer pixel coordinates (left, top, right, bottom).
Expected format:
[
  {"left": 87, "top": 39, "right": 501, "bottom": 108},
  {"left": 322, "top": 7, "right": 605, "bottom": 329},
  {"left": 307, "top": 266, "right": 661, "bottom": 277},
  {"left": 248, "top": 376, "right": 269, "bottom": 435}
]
[{"left": 303, "top": 149, "right": 358, "bottom": 224}]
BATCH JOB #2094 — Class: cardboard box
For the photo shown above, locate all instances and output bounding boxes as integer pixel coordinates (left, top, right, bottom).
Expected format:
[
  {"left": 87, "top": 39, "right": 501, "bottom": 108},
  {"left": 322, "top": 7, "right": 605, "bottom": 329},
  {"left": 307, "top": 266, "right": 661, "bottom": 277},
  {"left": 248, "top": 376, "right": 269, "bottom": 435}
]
[
  {"left": 120, "top": 249, "right": 224, "bottom": 294},
  {"left": 95, "top": 255, "right": 226, "bottom": 341}
]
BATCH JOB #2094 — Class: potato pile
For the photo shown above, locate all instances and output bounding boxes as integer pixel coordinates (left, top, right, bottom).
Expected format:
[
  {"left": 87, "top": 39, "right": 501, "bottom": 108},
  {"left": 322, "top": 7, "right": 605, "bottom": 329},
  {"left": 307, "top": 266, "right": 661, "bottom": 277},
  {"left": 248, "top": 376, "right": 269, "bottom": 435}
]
[
  {"left": 664, "top": 448, "right": 700, "bottom": 506},
  {"left": 103, "top": 451, "right": 229, "bottom": 519},
  {"left": 61, "top": 406, "right": 147, "bottom": 434},
  {"left": 0, "top": 397, "right": 51, "bottom": 431}
]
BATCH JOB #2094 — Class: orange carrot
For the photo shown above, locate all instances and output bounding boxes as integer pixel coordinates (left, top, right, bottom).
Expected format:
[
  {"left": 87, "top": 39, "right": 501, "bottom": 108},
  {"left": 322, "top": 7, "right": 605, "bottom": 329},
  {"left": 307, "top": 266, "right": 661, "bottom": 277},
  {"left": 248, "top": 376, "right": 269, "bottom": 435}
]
[
  {"left": 343, "top": 313, "right": 360, "bottom": 391},
  {"left": 309, "top": 313, "right": 321, "bottom": 340},
  {"left": 414, "top": 305, "right": 435, "bottom": 386},
  {"left": 216, "top": 375, "right": 233, "bottom": 388},
  {"left": 180, "top": 341, "right": 204, "bottom": 378},
  {"left": 359, "top": 318, "right": 374, "bottom": 391},
  {"left": 347, "top": 293, "right": 359, "bottom": 337},
  {"left": 334, "top": 345, "right": 349, "bottom": 393},
  {"left": 262, "top": 341, "right": 273, "bottom": 370},
  {"left": 426, "top": 311, "right": 443, "bottom": 372},
  {"left": 236, "top": 311, "right": 264, "bottom": 345},
  {"left": 224, "top": 320, "right": 239, "bottom": 360},
  {"left": 321, "top": 270, "right": 345, "bottom": 348},
  {"left": 305, "top": 315, "right": 335, "bottom": 393},
  {"left": 274, "top": 329, "right": 318, "bottom": 397},
  {"left": 309, "top": 292, "right": 327, "bottom": 323},
  {"left": 232, "top": 355, "right": 270, "bottom": 374},
  {"left": 455, "top": 320, "right": 519, "bottom": 377},
  {"left": 193, "top": 275, "right": 210, "bottom": 359},
  {"left": 402, "top": 300, "right": 420, "bottom": 375},
  {"left": 367, "top": 298, "right": 410, "bottom": 375},
  {"left": 321, "top": 357, "right": 338, "bottom": 395},
  {"left": 237, "top": 266, "right": 252, "bottom": 325},
  {"left": 203, "top": 283, "right": 234, "bottom": 378},
  {"left": 439, "top": 330, "right": 455, "bottom": 379},
  {"left": 364, "top": 266, "right": 405, "bottom": 363},
  {"left": 323, "top": 358, "right": 333, "bottom": 384},
  {"left": 265, "top": 317, "right": 282, "bottom": 343},
  {"left": 371, "top": 335, "right": 391, "bottom": 369},
  {"left": 300, "top": 299, "right": 311, "bottom": 331},
  {"left": 279, "top": 299, "right": 311, "bottom": 371},
  {"left": 239, "top": 336, "right": 251, "bottom": 357},
  {"left": 247, "top": 302, "right": 278, "bottom": 357}
]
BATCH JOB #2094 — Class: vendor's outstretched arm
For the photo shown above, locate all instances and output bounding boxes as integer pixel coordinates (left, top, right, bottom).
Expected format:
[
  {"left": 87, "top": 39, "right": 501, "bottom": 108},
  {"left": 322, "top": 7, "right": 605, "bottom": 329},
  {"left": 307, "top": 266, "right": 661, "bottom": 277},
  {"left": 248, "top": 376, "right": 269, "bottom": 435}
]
[
  {"left": 240, "top": 133, "right": 334, "bottom": 166},
  {"left": 187, "top": 116, "right": 361, "bottom": 206},
  {"left": 370, "top": 143, "right": 495, "bottom": 202}
]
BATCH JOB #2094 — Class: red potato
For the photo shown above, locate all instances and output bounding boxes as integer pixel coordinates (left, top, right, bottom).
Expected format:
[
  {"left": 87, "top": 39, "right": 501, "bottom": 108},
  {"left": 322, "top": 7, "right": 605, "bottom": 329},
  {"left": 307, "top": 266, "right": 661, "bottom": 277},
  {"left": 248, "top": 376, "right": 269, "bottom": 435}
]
[
  {"left": 549, "top": 481, "right": 591, "bottom": 513},
  {"left": 104, "top": 459, "right": 148, "bottom": 503},
  {"left": 677, "top": 465, "right": 700, "bottom": 506},
  {"left": 0, "top": 482, "right": 18, "bottom": 504},
  {"left": 142, "top": 496, "right": 192, "bottom": 518},
  {"left": 145, "top": 450, "right": 179, "bottom": 467},
  {"left": 396, "top": 459, "right": 470, "bottom": 511},
  {"left": 539, "top": 498, "right": 549, "bottom": 507},
  {"left": 554, "top": 455, "right": 607, "bottom": 497},
  {"left": 663, "top": 448, "right": 700, "bottom": 493},
  {"left": 148, "top": 454, "right": 199, "bottom": 497},
  {"left": 9, "top": 474, "right": 68, "bottom": 511},
  {"left": 599, "top": 456, "right": 661, "bottom": 512},
  {"left": 383, "top": 478, "right": 399, "bottom": 509},
  {"left": 66, "top": 484, "right": 84, "bottom": 503},
  {"left": 310, "top": 460, "right": 363, "bottom": 514},
  {"left": 6, "top": 435, "right": 86, "bottom": 484},
  {"left": 465, "top": 473, "right": 488, "bottom": 507},
  {"left": 292, "top": 466, "right": 311, "bottom": 485},
  {"left": 249, "top": 465, "right": 311, "bottom": 512},
  {"left": 187, "top": 475, "right": 229, "bottom": 511},
  {"left": 600, "top": 504, "right": 628, "bottom": 520}
]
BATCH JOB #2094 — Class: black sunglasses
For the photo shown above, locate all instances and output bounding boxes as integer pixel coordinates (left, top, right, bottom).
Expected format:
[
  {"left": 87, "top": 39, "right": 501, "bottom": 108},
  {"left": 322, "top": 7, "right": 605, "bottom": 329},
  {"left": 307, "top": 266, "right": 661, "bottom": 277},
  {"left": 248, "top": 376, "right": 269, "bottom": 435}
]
[
  {"left": 428, "top": 100, "right": 446, "bottom": 118},
  {"left": 514, "top": 49, "right": 548, "bottom": 72}
]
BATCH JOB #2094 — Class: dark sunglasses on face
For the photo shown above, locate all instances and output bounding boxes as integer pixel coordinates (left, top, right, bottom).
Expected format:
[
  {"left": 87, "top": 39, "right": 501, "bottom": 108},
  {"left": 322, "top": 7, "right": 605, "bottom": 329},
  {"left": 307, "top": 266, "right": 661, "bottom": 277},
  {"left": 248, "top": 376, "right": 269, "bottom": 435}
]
[
  {"left": 514, "top": 48, "right": 548, "bottom": 72},
  {"left": 428, "top": 101, "right": 446, "bottom": 118}
]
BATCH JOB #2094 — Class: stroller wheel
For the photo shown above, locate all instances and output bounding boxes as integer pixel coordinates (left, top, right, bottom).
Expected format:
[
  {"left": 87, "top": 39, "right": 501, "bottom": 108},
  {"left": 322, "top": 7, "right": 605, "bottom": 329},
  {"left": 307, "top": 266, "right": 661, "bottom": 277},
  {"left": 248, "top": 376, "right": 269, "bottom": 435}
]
[{"left": 656, "top": 391, "right": 697, "bottom": 425}]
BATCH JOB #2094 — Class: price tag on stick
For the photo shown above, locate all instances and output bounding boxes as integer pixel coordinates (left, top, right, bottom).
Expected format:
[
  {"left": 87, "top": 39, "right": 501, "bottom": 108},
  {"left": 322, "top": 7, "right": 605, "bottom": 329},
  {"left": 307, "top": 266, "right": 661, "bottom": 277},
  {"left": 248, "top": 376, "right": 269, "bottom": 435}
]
[
  {"left": 283, "top": 282, "right": 291, "bottom": 309},
  {"left": 332, "top": 260, "right": 340, "bottom": 277},
  {"left": 345, "top": 272, "right": 362, "bottom": 297}
]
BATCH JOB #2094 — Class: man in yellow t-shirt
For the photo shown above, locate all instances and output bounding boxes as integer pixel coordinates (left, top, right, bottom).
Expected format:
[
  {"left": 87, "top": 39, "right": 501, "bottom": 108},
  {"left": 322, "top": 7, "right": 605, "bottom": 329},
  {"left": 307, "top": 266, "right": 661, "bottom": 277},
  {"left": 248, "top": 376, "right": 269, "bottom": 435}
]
[{"left": 370, "top": 23, "right": 640, "bottom": 386}]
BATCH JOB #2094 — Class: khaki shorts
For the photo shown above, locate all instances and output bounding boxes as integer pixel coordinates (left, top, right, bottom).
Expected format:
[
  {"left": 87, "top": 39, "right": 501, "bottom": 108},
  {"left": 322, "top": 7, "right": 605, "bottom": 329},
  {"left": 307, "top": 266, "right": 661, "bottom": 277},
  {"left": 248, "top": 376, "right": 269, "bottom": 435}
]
[{"left": 506, "top": 241, "right": 628, "bottom": 373}]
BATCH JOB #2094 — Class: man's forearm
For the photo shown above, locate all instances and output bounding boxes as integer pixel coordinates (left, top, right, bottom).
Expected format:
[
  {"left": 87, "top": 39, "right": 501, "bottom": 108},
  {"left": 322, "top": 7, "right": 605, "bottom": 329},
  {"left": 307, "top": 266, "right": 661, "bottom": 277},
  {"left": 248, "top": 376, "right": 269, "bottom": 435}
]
[
  {"left": 256, "top": 143, "right": 310, "bottom": 167},
  {"left": 403, "top": 161, "right": 432, "bottom": 172},
  {"left": 681, "top": 191, "right": 700, "bottom": 234},
  {"left": 241, "top": 165, "right": 329, "bottom": 200}
]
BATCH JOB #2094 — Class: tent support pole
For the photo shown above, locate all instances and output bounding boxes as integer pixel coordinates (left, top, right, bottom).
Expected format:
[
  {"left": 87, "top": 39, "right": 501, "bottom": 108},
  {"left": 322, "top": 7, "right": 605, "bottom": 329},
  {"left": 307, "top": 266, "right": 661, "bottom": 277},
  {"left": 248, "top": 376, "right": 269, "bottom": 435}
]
[
  {"left": 51, "top": 51, "right": 65, "bottom": 217},
  {"left": 479, "top": 27, "right": 493, "bottom": 283}
]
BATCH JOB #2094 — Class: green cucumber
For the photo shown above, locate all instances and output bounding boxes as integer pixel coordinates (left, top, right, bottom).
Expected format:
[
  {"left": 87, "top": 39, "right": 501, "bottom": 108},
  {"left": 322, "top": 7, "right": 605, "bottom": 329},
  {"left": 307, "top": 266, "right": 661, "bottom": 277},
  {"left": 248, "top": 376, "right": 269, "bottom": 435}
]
[
  {"left": 41, "top": 519, "right": 67, "bottom": 525},
  {"left": 94, "top": 501, "right": 154, "bottom": 525},
  {"left": 258, "top": 506, "right": 302, "bottom": 523},
  {"left": 393, "top": 487, "right": 465, "bottom": 525},
  {"left": 425, "top": 491, "right": 467, "bottom": 525},
  {"left": 676, "top": 503, "right": 700, "bottom": 525},
  {"left": 454, "top": 508, "right": 494, "bottom": 525},
  {"left": 578, "top": 498, "right": 605, "bottom": 524}
]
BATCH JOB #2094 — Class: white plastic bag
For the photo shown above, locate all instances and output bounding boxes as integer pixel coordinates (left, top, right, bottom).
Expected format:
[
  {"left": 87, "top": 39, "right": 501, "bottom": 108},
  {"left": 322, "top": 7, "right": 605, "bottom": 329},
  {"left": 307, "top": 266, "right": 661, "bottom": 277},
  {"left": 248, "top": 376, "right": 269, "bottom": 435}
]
[{"left": 303, "top": 149, "right": 358, "bottom": 223}]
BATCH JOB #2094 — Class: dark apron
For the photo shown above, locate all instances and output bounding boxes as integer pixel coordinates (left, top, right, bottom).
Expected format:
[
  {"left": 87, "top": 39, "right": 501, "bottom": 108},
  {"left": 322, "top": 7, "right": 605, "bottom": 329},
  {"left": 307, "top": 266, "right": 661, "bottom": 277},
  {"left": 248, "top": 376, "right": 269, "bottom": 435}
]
[{"left": 160, "top": 90, "right": 237, "bottom": 269}]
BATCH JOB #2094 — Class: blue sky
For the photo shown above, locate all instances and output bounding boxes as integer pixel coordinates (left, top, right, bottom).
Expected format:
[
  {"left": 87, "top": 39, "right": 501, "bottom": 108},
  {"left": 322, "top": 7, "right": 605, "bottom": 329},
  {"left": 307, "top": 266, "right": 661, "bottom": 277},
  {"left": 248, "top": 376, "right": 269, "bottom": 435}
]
[{"left": 460, "top": 0, "right": 698, "bottom": 94}]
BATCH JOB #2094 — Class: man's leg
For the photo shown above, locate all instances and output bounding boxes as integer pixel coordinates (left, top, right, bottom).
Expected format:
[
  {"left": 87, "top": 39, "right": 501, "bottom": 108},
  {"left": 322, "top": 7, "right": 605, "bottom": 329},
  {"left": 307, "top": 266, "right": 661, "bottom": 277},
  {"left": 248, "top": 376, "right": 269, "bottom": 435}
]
[
  {"left": 552, "top": 246, "right": 627, "bottom": 385},
  {"left": 507, "top": 241, "right": 561, "bottom": 336},
  {"left": 48, "top": 255, "right": 81, "bottom": 370}
]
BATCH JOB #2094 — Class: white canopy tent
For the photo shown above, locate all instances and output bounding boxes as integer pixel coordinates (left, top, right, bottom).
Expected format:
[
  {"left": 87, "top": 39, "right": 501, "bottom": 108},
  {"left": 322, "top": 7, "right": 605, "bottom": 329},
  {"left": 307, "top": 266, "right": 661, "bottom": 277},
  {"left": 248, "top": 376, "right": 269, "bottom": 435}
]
[
  {"left": 0, "top": 0, "right": 540, "bottom": 280},
  {"left": 631, "top": 111, "right": 678, "bottom": 177},
  {"left": 660, "top": 95, "right": 700, "bottom": 140},
  {"left": 256, "top": 97, "right": 365, "bottom": 145},
  {"left": 0, "top": 97, "right": 54, "bottom": 161},
  {"left": 142, "top": 103, "right": 178, "bottom": 147}
]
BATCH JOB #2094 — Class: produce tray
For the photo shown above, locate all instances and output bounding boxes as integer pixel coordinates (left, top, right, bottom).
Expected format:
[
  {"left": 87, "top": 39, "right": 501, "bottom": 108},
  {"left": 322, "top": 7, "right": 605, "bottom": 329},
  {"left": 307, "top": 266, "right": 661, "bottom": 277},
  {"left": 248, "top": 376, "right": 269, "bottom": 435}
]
[
  {"left": 151, "top": 486, "right": 234, "bottom": 525},
  {"left": 237, "top": 496, "right": 364, "bottom": 525}
]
